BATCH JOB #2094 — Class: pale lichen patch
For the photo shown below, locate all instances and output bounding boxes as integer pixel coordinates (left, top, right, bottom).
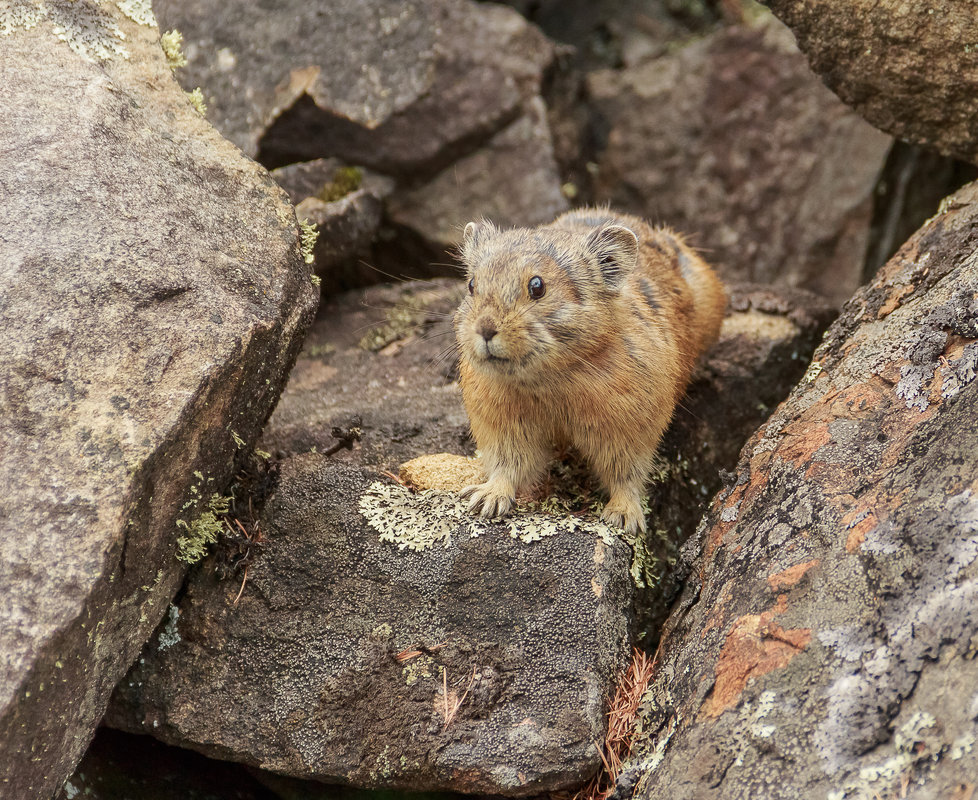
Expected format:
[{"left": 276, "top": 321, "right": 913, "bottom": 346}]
[
  {"left": 1, "top": 0, "right": 157, "bottom": 60},
  {"left": 358, "top": 480, "right": 656, "bottom": 585},
  {"left": 116, "top": 0, "right": 154, "bottom": 26},
  {"left": 157, "top": 604, "right": 181, "bottom": 650}
]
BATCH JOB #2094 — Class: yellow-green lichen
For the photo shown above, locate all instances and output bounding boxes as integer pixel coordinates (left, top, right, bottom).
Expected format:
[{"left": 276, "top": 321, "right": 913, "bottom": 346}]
[
  {"left": 186, "top": 87, "right": 207, "bottom": 115},
  {"left": 299, "top": 217, "right": 319, "bottom": 265},
  {"left": 160, "top": 28, "right": 186, "bottom": 69},
  {"left": 176, "top": 493, "right": 231, "bottom": 564},
  {"left": 317, "top": 166, "right": 363, "bottom": 203},
  {"left": 402, "top": 654, "right": 434, "bottom": 686},
  {"left": 358, "top": 480, "right": 656, "bottom": 586}
]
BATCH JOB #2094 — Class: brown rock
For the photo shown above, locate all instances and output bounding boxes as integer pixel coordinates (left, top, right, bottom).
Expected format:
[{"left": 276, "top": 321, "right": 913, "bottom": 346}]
[
  {"left": 271, "top": 159, "right": 396, "bottom": 296},
  {"left": 106, "top": 457, "right": 637, "bottom": 796},
  {"left": 588, "top": 16, "right": 892, "bottom": 306},
  {"left": 763, "top": 0, "right": 978, "bottom": 165},
  {"left": 620, "top": 181, "right": 978, "bottom": 798},
  {"left": 386, "top": 97, "right": 570, "bottom": 253},
  {"left": 0, "top": 6, "right": 317, "bottom": 797},
  {"left": 156, "top": 0, "right": 554, "bottom": 179}
]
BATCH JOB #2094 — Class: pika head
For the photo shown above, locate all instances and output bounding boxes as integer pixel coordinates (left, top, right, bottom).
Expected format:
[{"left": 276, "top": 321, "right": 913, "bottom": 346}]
[{"left": 454, "top": 219, "right": 641, "bottom": 382}]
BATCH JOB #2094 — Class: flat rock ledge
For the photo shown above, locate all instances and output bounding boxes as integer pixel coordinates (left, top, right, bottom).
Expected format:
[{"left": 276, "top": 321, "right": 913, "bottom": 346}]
[{"left": 107, "top": 458, "right": 635, "bottom": 797}]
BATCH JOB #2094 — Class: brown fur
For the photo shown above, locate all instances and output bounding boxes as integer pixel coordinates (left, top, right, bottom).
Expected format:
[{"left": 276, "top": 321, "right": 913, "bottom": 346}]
[{"left": 454, "top": 207, "right": 726, "bottom": 534}]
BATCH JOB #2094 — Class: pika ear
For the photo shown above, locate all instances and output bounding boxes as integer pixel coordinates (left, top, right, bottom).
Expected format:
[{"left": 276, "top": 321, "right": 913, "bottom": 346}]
[
  {"left": 585, "top": 225, "right": 639, "bottom": 289},
  {"left": 462, "top": 219, "right": 495, "bottom": 250}
]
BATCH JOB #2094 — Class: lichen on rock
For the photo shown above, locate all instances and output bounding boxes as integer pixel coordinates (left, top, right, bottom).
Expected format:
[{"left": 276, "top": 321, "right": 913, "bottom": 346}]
[
  {"left": 358, "top": 478, "right": 657, "bottom": 586},
  {"left": 0, "top": 0, "right": 159, "bottom": 62}
]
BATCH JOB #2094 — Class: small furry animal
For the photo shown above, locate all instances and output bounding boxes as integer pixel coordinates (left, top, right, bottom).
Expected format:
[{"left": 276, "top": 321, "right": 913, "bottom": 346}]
[{"left": 454, "top": 207, "right": 726, "bottom": 534}]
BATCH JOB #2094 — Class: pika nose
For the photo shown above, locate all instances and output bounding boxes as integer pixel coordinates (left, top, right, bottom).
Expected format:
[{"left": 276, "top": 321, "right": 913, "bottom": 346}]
[{"left": 477, "top": 322, "right": 498, "bottom": 342}]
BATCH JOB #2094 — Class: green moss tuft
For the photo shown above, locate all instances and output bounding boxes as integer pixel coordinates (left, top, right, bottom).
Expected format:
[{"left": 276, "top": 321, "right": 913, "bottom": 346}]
[
  {"left": 317, "top": 166, "right": 363, "bottom": 203},
  {"left": 176, "top": 493, "right": 231, "bottom": 564}
]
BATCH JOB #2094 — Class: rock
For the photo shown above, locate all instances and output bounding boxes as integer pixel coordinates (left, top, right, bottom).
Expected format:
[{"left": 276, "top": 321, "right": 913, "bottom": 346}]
[
  {"left": 261, "top": 278, "right": 470, "bottom": 465},
  {"left": 270, "top": 159, "right": 395, "bottom": 297},
  {"left": 156, "top": 0, "right": 555, "bottom": 178},
  {"left": 588, "top": 16, "right": 892, "bottom": 306},
  {"left": 0, "top": 5, "right": 317, "bottom": 797},
  {"left": 620, "top": 181, "right": 978, "bottom": 798},
  {"left": 385, "top": 97, "right": 569, "bottom": 254},
  {"left": 107, "top": 458, "right": 637, "bottom": 796},
  {"left": 762, "top": 0, "right": 978, "bottom": 166}
]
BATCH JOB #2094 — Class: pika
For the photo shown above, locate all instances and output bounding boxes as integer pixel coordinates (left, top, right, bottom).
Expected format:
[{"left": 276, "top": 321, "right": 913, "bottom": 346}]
[{"left": 454, "top": 207, "right": 726, "bottom": 535}]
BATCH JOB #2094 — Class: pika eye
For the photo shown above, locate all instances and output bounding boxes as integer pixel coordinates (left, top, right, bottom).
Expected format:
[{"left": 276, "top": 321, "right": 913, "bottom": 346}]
[
  {"left": 467, "top": 278, "right": 474, "bottom": 295},
  {"left": 528, "top": 275, "right": 545, "bottom": 299}
]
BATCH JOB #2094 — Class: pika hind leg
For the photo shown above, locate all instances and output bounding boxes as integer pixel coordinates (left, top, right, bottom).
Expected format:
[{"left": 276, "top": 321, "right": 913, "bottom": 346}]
[{"left": 461, "top": 433, "right": 550, "bottom": 520}]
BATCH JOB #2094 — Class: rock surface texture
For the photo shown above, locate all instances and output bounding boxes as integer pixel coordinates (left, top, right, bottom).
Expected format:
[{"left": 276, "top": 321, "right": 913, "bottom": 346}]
[
  {"left": 0, "top": 4, "right": 317, "bottom": 797},
  {"left": 763, "top": 0, "right": 978, "bottom": 166},
  {"left": 589, "top": 17, "right": 891, "bottom": 306},
  {"left": 620, "top": 182, "right": 978, "bottom": 798},
  {"left": 108, "top": 457, "right": 636, "bottom": 797}
]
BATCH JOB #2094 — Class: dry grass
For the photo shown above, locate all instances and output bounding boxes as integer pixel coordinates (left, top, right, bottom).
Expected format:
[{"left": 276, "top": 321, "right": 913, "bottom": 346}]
[{"left": 556, "top": 647, "right": 656, "bottom": 800}]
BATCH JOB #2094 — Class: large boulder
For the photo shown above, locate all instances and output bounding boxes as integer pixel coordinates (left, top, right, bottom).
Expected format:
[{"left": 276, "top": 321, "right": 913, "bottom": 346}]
[
  {"left": 588, "top": 16, "right": 892, "bottom": 306},
  {"left": 763, "top": 0, "right": 978, "bottom": 166},
  {"left": 0, "top": 4, "right": 317, "bottom": 797},
  {"left": 619, "top": 182, "right": 978, "bottom": 798},
  {"left": 107, "top": 457, "right": 637, "bottom": 797}
]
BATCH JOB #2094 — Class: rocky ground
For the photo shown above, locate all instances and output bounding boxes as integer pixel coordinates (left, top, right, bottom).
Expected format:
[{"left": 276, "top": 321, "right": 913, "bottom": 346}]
[{"left": 2, "top": 1, "right": 977, "bottom": 799}]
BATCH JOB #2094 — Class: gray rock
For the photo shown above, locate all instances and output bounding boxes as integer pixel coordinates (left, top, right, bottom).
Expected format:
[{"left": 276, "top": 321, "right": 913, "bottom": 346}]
[
  {"left": 588, "top": 16, "right": 892, "bottom": 306},
  {"left": 763, "top": 0, "right": 978, "bottom": 166},
  {"left": 0, "top": 5, "right": 317, "bottom": 797},
  {"left": 156, "top": 0, "right": 554, "bottom": 179},
  {"left": 107, "top": 457, "right": 636, "bottom": 796},
  {"left": 270, "top": 159, "right": 396, "bottom": 297},
  {"left": 621, "top": 181, "right": 978, "bottom": 798},
  {"left": 386, "top": 97, "right": 570, "bottom": 253}
]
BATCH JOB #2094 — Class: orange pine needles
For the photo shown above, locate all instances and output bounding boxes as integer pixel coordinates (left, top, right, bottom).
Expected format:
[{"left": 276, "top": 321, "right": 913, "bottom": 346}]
[{"left": 562, "top": 647, "right": 656, "bottom": 800}]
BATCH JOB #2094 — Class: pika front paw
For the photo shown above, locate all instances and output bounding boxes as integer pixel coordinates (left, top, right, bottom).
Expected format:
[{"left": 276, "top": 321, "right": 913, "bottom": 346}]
[
  {"left": 601, "top": 495, "right": 647, "bottom": 535},
  {"left": 461, "top": 481, "right": 515, "bottom": 519}
]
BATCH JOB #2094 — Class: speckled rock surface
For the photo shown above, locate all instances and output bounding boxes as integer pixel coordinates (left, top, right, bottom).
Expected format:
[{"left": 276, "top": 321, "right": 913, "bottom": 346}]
[
  {"left": 588, "top": 15, "right": 891, "bottom": 306},
  {"left": 156, "top": 0, "right": 554, "bottom": 177},
  {"left": 106, "top": 458, "right": 635, "bottom": 796},
  {"left": 0, "top": 5, "right": 317, "bottom": 797},
  {"left": 619, "top": 182, "right": 978, "bottom": 798},
  {"left": 763, "top": 0, "right": 978, "bottom": 166}
]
